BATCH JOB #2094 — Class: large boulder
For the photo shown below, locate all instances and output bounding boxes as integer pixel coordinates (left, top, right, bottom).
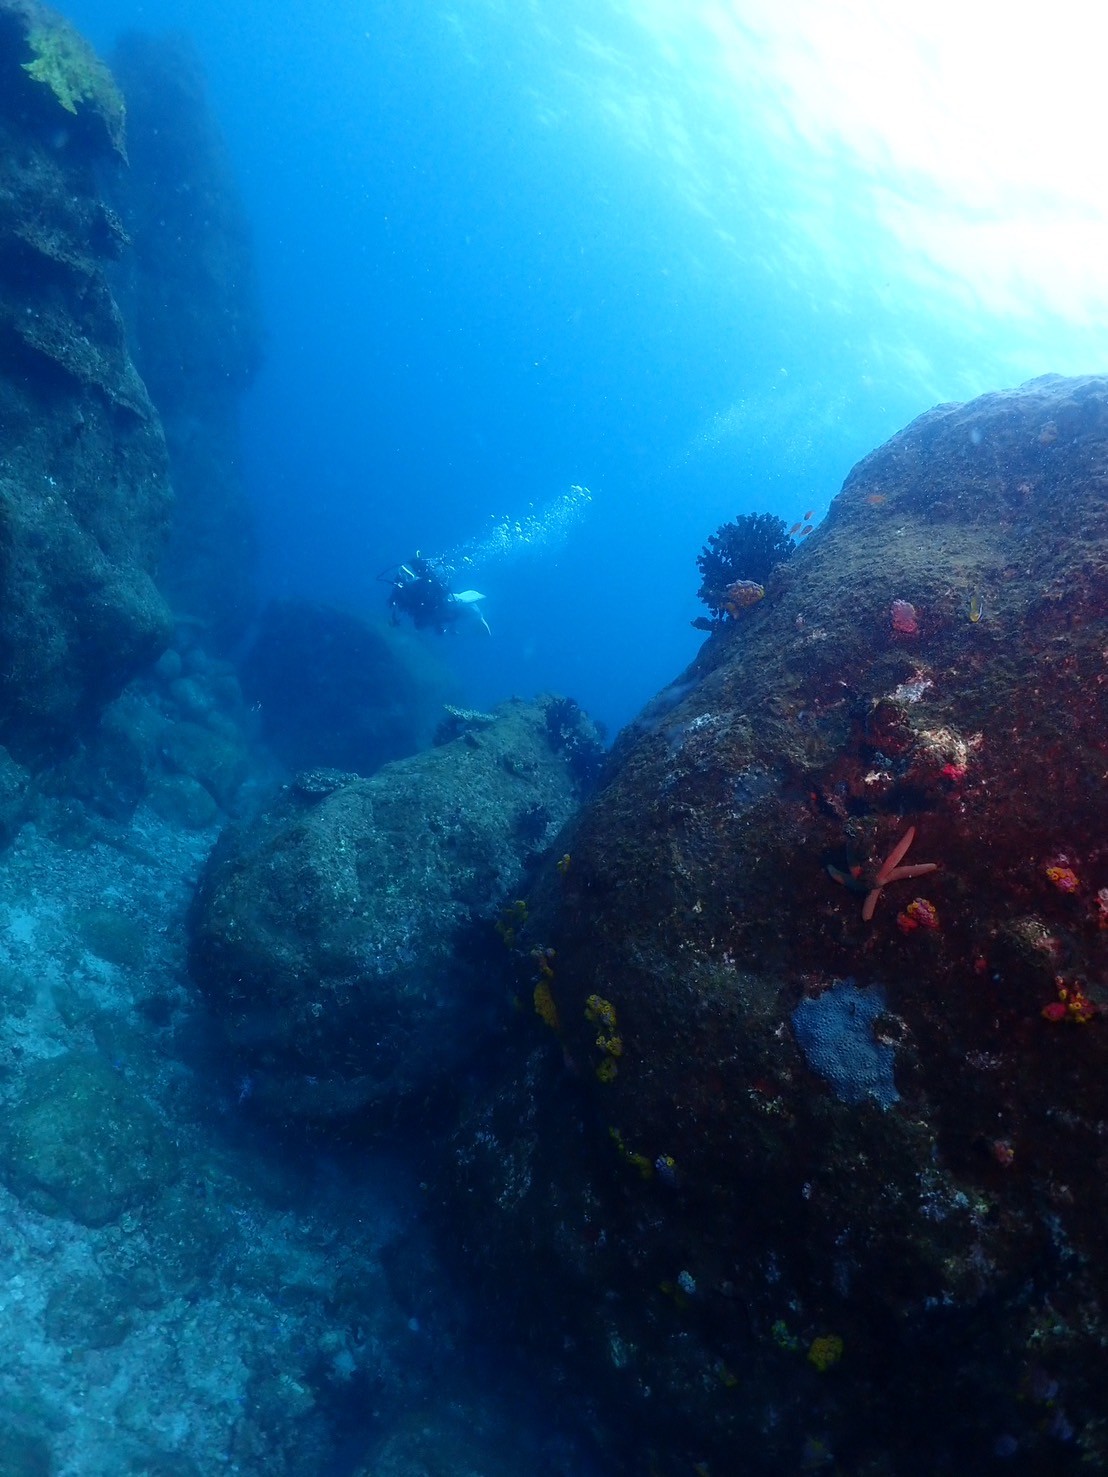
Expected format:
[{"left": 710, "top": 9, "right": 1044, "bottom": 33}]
[
  {"left": 440, "top": 375, "right": 1108, "bottom": 1475},
  {"left": 190, "top": 697, "right": 603, "bottom": 1125},
  {"left": 239, "top": 599, "right": 450, "bottom": 776},
  {"left": 0, "top": 2, "right": 173, "bottom": 760}
]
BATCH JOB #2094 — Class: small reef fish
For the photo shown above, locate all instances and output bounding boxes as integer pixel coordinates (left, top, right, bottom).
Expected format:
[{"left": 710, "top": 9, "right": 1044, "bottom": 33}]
[{"left": 969, "top": 592, "right": 983, "bottom": 622}]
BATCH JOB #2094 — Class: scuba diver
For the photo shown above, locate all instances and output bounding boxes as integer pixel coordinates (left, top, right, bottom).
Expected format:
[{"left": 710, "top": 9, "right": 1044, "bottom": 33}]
[{"left": 382, "top": 554, "right": 491, "bottom": 635}]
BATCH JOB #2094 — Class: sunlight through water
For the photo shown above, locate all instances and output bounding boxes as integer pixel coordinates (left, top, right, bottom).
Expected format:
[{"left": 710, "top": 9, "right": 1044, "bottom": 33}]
[{"left": 452, "top": 0, "right": 1108, "bottom": 391}]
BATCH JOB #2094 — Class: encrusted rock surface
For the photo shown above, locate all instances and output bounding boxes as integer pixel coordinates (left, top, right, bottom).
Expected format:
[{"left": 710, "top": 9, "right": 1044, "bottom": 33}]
[
  {"left": 0, "top": 2, "right": 173, "bottom": 759},
  {"left": 440, "top": 375, "right": 1108, "bottom": 1475},
  {"left": 0, "top": 1053, "right": 179, "bottom": 1226},
  {"left": 190, "top": 696, "right": 603, "bottom": 1125}
]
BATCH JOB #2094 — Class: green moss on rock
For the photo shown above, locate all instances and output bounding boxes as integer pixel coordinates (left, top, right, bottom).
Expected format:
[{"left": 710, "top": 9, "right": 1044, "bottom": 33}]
[{"left": 11, "top": 0, "right": 127, "bottom": 158}]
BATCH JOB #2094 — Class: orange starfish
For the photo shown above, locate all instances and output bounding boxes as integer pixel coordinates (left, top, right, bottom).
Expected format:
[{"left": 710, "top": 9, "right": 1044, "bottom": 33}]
[
  {"left": 828, "top": 825, "right": 940, "bottom": 921},
  {"left": 860, "top": 825, "right": 938, "bottom": 921}
]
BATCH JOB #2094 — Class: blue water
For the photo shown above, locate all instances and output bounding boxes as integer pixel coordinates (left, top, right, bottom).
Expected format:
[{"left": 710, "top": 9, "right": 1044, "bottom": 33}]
[{"left": 66, "top": 0, "right": 1107, "bottom": 730}]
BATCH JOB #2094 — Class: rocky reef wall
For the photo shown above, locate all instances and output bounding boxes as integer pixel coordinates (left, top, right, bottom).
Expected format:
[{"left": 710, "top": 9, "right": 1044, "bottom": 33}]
[
  {"left": 110, "top": 30, "right": 263, "bottom": 650},
  {"left": 0, "top": 1, "right": 173, "bottom": 762},
  {"left": 440, "top": 374, "right": 1108, "bottom": 1475}
]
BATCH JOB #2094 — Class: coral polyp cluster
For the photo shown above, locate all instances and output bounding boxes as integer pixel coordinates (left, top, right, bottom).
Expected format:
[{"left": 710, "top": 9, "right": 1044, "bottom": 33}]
[{"left": 1041, "top": 977, "right": 1098, "bottom": 1024}]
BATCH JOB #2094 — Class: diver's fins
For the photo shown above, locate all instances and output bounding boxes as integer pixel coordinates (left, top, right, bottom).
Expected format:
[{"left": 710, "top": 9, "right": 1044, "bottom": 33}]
[{"left": 451, "top": 590, "right": 491, "bottom": 635}]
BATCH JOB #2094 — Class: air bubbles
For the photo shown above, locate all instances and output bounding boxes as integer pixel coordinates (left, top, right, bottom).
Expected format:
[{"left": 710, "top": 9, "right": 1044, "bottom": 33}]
[{"left": 449, "top": 483, "right": 592, "bottom": 571}]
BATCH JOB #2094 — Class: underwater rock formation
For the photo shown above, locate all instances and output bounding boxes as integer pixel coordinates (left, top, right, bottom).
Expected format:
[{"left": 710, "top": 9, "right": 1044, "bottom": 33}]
[
  {"left": 440, "top": 375, "right": 1108, "bottom": 1475},
  {"left": 0, "top": 1053, "right": 179, "bottom": 1226},
  {"left": 190, "top": 696, "right": 604, "bottom": 1125},
  {"left": 110, "top": 32, "right": 263, "bottom": 650},
  {"left": 239, "top": 599, "right": 449, "bottom": 776},
  {"left": 0, "top": 2, "right": 173, "bottom": 759}
]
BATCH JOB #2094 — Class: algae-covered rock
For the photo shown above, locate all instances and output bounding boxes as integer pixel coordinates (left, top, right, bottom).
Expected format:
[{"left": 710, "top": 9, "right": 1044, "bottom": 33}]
[
  {"left": 0, "top": 1054, "right": 178, "bottom": 1225},
  {"left": 146, "top": 774, "right": 220, "bottom": 830},
  {"left": 156, "top": 719, "right": 250, "bottom": 810},
  {"left": 13, "top": 0, "right": 127, "bottom": 158},
  {"left": 190, "top": 696, "right": 603, "bottom": 1124},
  {"left": 43, "top": 1273, "right": 135, "bottom": 1350},
  {"left": 440, "top": 376, "right": 1108, "bottom": 1475},
  {"left": 71, "top": 905, "right": 149, "bottom": 969},
  {"left": 0, "top": 4, "right": 173, "bottom": 760}
]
